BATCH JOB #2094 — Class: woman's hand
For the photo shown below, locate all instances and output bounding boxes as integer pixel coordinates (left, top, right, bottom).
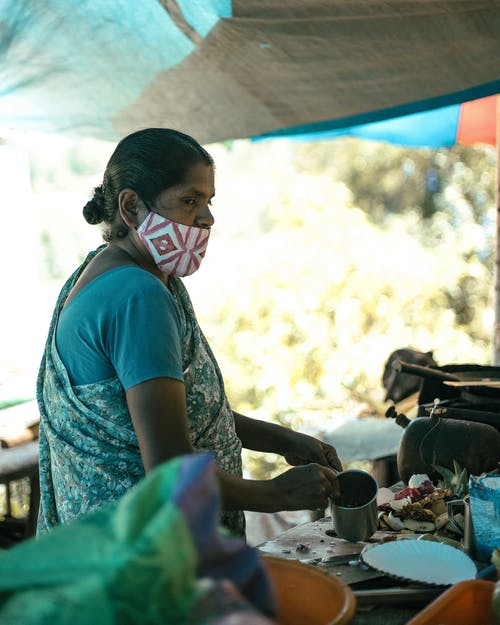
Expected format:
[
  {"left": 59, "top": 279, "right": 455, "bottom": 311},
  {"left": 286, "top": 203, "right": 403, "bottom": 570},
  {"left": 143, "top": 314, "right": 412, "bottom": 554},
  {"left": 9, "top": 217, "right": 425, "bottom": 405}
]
[
  {"left": 283, "top": 431, "right": 343, "bottom": 472},
  {"left": 272, "top": 463, "right": 340, "bottom": 510}
]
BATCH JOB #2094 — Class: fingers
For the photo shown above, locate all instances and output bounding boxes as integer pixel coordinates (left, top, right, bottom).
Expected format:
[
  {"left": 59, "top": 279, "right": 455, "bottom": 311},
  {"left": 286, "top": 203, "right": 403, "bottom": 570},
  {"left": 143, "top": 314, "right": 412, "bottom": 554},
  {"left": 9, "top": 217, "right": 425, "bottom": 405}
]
[
  {"left": 314, "top": 470, "right": 339, "bottom": 509},
  {"left": 316, "top": 448, "right": 330, "bottom": 467},
  {"left": 324, "top": 445, "right": 343, "bottom": 472},
  {"left": 319, "top": 465, "right": 340, "bottom": 499},
  {"left": 275, "top": 463, "right": 340, "bottom": 510},
  {"left": 314, "top": 441, "right": 343, "bottom": 472},
  {"left": 283, "top": 433, "right": 342, "bottom": 473},
  {"left": 283, "top": 453, "right": 305, "bottom": 466}
]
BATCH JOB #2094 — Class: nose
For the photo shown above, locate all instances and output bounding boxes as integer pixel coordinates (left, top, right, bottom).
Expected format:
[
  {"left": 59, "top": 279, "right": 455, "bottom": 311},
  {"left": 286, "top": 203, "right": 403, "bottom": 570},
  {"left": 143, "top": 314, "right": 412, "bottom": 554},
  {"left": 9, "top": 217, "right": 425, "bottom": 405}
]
[{"left": 196, "top": 204, "right": 215, "bottom": 229}]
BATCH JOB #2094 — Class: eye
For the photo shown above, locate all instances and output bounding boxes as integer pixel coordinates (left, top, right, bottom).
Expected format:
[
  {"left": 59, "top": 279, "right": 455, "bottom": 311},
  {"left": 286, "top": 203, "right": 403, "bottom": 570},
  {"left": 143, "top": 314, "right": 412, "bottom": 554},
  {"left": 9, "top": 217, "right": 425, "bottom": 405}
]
[{"left": 181, "top": 197, "right": 197, "bottom": 210}]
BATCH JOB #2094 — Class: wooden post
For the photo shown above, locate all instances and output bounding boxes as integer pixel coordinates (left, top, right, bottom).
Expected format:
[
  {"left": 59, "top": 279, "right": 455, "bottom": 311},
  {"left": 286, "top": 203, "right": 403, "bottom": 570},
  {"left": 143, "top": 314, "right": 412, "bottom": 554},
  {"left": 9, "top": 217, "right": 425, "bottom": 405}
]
[{"left": 494, "top": 94, "right": 500, "bottom": 365}]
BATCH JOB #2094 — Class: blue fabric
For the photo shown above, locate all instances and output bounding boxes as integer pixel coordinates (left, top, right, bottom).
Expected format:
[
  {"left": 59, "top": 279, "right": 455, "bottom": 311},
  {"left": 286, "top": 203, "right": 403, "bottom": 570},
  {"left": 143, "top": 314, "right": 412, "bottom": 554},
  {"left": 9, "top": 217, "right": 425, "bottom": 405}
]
[
  {"left": 253, "top": 79, "right": 500, "bottom": 146},
  {"left": 0, "top": 0, "right": 195, "bottom": 139},
  {"left": 55, "top": 266, "right": 184, "bottom": 391},
  {"left": 280, "top": 105, "right": 461, "bottom": 148},
  {"left": 469, "top": 473, "right": 500, "bottom": 562},
  {"left": 178, "top": 0, "right": 232, "bottom": 37}
]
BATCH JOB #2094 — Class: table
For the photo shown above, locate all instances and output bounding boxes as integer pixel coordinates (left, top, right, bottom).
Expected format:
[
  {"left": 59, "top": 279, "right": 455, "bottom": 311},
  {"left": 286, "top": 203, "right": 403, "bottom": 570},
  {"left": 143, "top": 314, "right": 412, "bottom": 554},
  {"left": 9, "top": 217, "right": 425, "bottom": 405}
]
[
  {"left": 0, "top": 401, "right": 40, "bottom": 543},
  {"left": 257, "top": 516, "right": 444, "bottom": 625}
]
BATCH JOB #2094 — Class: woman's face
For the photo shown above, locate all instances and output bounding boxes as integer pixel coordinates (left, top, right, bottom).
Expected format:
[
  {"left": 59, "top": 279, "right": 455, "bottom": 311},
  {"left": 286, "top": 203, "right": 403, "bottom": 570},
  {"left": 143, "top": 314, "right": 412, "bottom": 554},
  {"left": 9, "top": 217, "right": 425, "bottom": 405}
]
[{"left": 149, "top": 162, "right": 215, "bottom": 229}]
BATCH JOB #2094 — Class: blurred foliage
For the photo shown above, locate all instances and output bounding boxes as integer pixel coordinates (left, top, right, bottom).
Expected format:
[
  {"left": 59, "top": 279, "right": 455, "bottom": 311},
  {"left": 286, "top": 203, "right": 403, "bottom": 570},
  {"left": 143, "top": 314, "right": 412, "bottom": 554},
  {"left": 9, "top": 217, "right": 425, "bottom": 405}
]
[
  {"left": 293, "top": 140, "right": 495, "bottom": 233},
  {"left": 27, "top": 135, "right": 111, "bottom": 193},
  {"left": 191, "top": 138, "right": 495, "bottom": 476},
  {"left": 25, "top": 134, "right": 497, "bottom": 478}
]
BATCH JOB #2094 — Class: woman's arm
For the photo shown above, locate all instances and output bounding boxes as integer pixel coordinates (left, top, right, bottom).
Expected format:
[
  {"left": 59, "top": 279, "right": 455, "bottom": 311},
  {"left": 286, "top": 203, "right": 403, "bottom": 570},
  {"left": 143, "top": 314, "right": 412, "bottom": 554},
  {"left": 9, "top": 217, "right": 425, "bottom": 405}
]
[
  {"left": 233, "top": 411, "right": 342, "bottom": 471},
  {"left": 126, "top": 380, "right": 339, "bottom": 511},
  {"left": 126, "top": 377, "right": 194, "bottom": 471},
  {"left": 233, "top": 411, "right": 292, "bottom": 454}
]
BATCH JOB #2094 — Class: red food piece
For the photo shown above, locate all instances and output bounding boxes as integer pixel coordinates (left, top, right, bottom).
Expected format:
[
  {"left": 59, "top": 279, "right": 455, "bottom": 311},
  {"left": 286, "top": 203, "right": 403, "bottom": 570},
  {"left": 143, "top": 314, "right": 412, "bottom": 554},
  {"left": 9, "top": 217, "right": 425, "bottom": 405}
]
[
  {"left": 417, "top": 480, "right": 436, "bottom": 495},
  {"left": 394, "top": 487, "right": 421, "bottom": 501},
  {"left": 377, "top": 502, "right": 392, "bottom": 512}
]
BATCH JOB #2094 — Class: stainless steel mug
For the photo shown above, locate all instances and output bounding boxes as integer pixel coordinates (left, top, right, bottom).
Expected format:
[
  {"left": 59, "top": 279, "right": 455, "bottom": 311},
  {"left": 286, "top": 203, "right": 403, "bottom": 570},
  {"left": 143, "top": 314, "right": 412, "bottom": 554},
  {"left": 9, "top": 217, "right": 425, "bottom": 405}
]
[
  {"left": 447, "top": 496, "right": 476, "bottom": 559},
  {"left": 330, "top": 469, "right": 379, "bottom": 542}
]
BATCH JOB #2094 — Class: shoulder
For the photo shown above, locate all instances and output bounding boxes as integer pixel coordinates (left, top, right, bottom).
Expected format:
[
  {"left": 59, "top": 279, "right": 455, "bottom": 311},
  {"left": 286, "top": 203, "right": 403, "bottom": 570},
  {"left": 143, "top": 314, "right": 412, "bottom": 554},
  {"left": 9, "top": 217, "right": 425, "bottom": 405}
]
[
  {"left": 68, "top": 266, "right": 176, "bottom": 321},
  {"left": 111, "top": 268, "right": 181, "bottom": 323},
  {"left": 100, "top": 266, "right": 169, "bottom": 297}
]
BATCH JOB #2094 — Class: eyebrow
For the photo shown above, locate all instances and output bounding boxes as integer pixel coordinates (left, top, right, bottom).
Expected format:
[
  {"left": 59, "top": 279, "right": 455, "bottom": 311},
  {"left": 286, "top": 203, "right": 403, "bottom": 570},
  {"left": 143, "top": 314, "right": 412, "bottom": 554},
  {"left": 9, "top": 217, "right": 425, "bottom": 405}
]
[{"left": 181, "top": 187, "right": 215, "bottom": 199}]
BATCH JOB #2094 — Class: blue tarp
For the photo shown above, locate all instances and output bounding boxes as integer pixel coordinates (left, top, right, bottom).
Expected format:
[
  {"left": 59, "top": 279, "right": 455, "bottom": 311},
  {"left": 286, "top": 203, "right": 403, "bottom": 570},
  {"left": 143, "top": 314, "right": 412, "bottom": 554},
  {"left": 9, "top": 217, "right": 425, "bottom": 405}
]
[
  {"left": 0, "top": 1, "right": 499, "bottom": 143},
  {"left": 254, "top": 88, "right": 498, "bottom": 148},
  {"left": 0, "top": 1, "right": 229, "bottom": 138}
]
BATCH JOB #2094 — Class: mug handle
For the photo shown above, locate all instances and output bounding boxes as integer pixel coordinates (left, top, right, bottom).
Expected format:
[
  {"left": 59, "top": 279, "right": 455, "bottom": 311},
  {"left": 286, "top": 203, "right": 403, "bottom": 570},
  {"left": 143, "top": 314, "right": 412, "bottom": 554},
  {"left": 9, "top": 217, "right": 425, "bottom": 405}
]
[{"left": 447, "top": 498, "right": 465, "bottom": 536}]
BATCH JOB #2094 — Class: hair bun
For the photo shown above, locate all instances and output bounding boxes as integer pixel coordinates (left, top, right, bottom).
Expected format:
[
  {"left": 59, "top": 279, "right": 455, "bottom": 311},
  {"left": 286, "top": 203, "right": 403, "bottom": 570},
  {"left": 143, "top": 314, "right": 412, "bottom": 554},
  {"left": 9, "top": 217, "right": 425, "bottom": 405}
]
[{"left": 83, "top": 186, "right": 106, "bottom": 224}]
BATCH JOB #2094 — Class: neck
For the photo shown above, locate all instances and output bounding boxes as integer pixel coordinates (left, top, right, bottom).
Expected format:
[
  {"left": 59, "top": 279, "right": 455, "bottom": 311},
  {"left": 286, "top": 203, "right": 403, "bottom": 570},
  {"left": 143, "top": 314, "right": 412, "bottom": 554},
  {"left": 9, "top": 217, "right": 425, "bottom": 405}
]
[{"left": 109, "top": 241, "right": 169, "bottom": 285}]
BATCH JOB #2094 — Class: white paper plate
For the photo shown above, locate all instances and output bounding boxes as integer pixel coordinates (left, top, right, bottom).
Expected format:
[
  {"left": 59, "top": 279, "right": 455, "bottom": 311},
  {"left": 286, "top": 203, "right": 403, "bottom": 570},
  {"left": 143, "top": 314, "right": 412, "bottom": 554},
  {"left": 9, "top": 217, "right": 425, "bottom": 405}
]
[{"left": 360, "top": 539, "right": 477, "bottom": 586}]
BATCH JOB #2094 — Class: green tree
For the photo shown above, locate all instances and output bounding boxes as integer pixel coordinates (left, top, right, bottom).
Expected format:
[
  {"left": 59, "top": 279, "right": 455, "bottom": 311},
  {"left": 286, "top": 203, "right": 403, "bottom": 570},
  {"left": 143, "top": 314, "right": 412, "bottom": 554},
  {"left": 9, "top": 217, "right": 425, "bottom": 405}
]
[{"left": 189, "top": 138, "right": 495, "bottom": 474}]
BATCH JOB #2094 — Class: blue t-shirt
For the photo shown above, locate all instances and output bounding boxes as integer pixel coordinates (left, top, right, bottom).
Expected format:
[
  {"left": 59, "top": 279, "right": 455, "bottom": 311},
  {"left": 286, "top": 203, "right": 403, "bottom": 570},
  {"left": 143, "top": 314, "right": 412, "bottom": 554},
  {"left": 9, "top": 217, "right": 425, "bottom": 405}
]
[{"left": 55, "top": 266, "right": 184, "bottom": 390}]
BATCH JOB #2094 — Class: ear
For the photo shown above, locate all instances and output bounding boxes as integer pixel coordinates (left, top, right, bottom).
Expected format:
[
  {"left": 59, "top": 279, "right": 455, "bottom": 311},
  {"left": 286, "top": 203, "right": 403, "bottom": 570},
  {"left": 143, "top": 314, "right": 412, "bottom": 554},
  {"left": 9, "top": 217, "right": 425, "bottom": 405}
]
[{"left": 117, "top": 189, "right": 141, "bottom": 228}]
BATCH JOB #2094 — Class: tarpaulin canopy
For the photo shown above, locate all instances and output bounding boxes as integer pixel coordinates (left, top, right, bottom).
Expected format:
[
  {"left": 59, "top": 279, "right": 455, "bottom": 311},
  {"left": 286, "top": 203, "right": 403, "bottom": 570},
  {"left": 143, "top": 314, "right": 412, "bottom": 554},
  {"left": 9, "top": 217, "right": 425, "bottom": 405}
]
[
  {"left": 256, "top": 94, "right": 498, "bottom": 148},
  {"left": 1, "top": 1, "right": 500, "bottom": 144}
]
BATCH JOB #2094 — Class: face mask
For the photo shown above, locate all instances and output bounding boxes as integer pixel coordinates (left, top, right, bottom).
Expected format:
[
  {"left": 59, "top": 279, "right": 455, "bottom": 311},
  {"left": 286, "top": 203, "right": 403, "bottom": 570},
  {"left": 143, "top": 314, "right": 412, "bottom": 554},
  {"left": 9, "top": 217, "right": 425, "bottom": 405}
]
[{"left": 137, "top": 210, "right": 210, "bottom": 277}]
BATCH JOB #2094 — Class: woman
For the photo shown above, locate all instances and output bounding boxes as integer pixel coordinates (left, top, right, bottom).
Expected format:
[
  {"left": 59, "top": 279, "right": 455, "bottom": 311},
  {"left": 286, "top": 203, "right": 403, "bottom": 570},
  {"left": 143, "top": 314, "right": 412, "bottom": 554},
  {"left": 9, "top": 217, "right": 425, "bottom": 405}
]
[{"left": 37, "top": 128, "right": 342, "bottom": 537}]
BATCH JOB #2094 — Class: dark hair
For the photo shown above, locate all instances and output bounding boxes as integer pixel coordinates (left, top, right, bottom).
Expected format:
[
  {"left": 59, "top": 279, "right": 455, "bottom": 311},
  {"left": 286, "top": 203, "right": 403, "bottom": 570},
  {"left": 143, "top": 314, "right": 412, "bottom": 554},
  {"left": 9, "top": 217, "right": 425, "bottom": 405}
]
[{"left": 82, "top": 128, "right": 214, "bottom": 241}]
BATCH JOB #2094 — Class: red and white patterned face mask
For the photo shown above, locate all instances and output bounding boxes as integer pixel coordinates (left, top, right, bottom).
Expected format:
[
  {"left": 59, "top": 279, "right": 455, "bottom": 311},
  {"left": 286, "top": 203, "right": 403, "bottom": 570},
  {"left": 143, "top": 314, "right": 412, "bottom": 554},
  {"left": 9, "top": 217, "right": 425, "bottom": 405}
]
[{"left": 137, "top": 210, "right": 210, "bottom": 277}]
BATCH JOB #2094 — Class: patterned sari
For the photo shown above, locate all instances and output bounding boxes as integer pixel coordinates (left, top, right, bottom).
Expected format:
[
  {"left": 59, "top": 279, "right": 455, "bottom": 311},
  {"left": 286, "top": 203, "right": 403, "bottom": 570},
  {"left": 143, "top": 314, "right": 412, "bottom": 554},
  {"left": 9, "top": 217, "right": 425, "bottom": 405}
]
[{"left": 37, "top": 247, "right": 244, "bottom": 536}]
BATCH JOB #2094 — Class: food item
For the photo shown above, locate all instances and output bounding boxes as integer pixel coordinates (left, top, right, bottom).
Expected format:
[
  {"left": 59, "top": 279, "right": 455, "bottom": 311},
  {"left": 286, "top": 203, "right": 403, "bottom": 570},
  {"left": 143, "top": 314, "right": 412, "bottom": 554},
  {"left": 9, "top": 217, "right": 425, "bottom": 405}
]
[
  {"left": 403, "top": 519, "right": 436, "bottom": 533},
  {"left": 384, "top": 512, "right": 404, "bottom": 531},
  {"left": 377, "top": 473, "right": 458, "bottom": 537},
  {"left": 434, "top": 512, "right": 449, "bottom": 530}
]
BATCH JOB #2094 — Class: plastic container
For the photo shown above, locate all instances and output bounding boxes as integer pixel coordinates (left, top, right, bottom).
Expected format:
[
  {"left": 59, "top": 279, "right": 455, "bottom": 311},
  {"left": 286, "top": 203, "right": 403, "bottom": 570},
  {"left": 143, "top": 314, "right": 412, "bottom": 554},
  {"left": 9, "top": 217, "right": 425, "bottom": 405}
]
[
  {"left": 262, "top": 555, "right": 356, "bottom": 625},
  {"left": 405, "top": 579, "right": 495, "bottom": 625}
]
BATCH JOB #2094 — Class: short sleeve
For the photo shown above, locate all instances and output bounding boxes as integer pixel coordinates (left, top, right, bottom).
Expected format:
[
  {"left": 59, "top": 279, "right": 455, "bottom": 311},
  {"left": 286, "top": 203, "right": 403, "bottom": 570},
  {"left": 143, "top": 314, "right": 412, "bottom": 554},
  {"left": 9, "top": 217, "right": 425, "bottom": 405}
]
[{"left": 108, "top": 279, "right": 184, "bottom": 391}]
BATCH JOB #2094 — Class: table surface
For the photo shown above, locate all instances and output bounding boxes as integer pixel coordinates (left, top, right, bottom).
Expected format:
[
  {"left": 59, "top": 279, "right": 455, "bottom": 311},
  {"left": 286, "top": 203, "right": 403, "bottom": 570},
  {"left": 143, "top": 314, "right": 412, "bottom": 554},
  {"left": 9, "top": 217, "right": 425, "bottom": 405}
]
[
  {"left": 0, "top": 400, "right": 39, "bottom": 447},
  {"left": 257, "top": 516, "right": 445, "bottom": 625}
]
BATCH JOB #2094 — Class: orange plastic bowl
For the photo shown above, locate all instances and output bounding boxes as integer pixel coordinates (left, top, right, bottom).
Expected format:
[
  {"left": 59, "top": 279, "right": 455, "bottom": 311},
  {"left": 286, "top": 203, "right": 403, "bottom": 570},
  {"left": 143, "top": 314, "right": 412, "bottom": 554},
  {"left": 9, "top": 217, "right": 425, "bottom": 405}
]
[
  {"left": 262, "top": 555, "right": 356, "bottom": 625},
  {"left": 405, "top": 580, "right": 495, "bottom": 625}
]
